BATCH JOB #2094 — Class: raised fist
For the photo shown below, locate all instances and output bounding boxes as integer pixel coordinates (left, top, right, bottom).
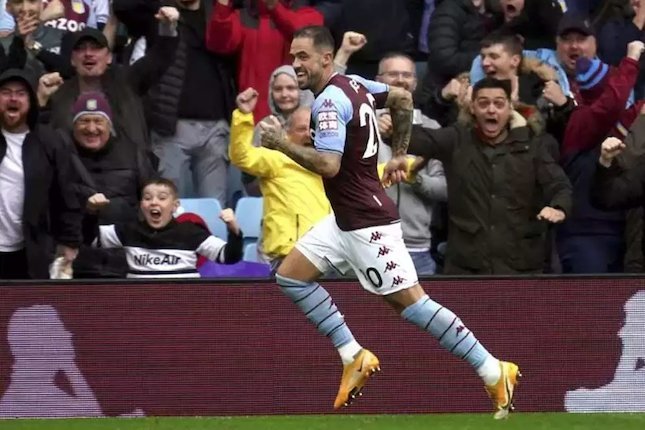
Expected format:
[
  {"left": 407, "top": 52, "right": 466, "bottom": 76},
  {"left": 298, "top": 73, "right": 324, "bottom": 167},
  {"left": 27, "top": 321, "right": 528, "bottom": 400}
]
[
  {"left": 339, "top": 31, "right": 367, "bottom": 55},
  {"left": 599, "top": 137, "right": 626, "bottom": 167},
  {"left": 627, "top": 41, "right": 645, "bottom": 61},
  {"left": 236, "top": 88, "right": 259, "bottom": 114},
  {"left": 220, "top": 208, "right": 241, "bottom": 236},
  {"left": 155, "top": 6, "right": 180, "bottom": 25}
]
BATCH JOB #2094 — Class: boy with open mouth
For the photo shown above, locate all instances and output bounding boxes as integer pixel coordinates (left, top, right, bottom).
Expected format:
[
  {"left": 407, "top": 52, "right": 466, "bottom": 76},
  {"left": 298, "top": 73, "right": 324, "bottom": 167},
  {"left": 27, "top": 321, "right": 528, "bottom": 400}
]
[{"left": 91, "top": 178, "right": 243, "bottom": 278}]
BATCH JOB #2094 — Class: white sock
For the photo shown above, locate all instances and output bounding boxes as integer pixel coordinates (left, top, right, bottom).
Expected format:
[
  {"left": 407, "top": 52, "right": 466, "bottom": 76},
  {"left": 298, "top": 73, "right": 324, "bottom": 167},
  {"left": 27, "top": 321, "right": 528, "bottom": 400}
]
[
  {"left": 477, "top": 356, "right": 502, "bottom": 385},
  {"left": 338, "top": 340, "right": 362, "bottom": 365}
]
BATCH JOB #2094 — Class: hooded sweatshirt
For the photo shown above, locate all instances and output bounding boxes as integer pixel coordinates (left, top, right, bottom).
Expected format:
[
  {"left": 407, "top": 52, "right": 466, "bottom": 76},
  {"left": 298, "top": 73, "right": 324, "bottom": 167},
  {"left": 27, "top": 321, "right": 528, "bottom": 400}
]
[
  {"left": 252, "top": 65, "right": 314, "bottom": 147},
  {"left": 244, "top": 65, "right": 313, "bottom": 191}
]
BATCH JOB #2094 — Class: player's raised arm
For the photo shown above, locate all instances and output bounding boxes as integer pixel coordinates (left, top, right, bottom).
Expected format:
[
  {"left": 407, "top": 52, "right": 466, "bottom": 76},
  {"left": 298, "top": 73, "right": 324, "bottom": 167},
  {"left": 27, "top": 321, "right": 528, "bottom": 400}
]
[
  {"left": 260, "top": 86, "right": 352, "bottom": 178},
  {"left": 349, "top": 74, "right": 413, "bottom": 157},
  {"left": 384, "top": 86, "right": 414, "bottom": 157},
  {"left": 259, "top": 116, "right": 342, "bottom": 178}
]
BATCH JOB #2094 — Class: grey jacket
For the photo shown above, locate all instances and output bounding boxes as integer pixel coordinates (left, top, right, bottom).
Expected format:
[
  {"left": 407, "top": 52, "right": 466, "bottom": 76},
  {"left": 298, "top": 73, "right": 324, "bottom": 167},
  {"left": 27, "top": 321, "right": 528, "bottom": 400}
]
[{"left": 378, "top": 109, "right": 447, "bottom": 250}]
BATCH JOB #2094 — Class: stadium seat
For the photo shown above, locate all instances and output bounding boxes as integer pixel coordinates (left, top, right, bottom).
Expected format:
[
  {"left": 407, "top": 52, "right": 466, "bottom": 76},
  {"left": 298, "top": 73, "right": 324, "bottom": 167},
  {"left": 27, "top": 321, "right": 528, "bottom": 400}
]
[
  {"left": 178, "top": 198, "right": 228, "bottom": 240},
  {"left": 243, "top": 242, "right": 259, "bottom": 263},
  {"left": 235, "top": 197, "right": 263, "bottom": 241}
]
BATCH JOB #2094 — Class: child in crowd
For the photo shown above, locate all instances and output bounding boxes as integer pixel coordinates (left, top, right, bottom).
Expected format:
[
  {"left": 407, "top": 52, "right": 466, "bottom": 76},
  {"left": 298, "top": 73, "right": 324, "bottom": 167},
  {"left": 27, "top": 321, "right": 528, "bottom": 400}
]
[{"left": 94, "top": 178, "right": 243, "bottom": 278}]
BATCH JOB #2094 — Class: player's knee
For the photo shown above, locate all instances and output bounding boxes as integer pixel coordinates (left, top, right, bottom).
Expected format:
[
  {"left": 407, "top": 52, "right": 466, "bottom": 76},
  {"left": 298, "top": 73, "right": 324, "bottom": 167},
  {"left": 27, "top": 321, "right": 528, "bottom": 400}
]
[{"left": 275, "top": 273, "right": 310, "bottom": 289}]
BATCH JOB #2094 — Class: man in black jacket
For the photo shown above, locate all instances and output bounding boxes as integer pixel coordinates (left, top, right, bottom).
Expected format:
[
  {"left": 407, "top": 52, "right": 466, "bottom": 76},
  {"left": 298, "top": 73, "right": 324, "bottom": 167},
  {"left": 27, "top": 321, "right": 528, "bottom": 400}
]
[
  {"left": 37, "top": 6, "right": 180, "bottom": 155},
  {"left": 0, "top": 68, "right": 81, "bottom": 279},
  {"left": 115, "top": 0, "right": 236, "bottom": 205}
]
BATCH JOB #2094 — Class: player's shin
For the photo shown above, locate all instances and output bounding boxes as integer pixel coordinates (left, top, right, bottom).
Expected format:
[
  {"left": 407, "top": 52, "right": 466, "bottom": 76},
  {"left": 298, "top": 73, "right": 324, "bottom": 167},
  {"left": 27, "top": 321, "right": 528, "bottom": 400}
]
[
  {"left": 400, "top": 294, "right": 501, "bottom": 384},
  {"left": 276, "top": 274, "right": 361, "bottom": 363}
]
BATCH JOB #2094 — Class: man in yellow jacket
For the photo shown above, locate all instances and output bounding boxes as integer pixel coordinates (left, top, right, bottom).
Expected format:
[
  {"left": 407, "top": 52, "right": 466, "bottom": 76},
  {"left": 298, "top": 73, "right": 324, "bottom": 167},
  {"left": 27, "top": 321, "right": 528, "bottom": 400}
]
[{"left": 230, "top": 88, "right": 331, "bottom": 269}]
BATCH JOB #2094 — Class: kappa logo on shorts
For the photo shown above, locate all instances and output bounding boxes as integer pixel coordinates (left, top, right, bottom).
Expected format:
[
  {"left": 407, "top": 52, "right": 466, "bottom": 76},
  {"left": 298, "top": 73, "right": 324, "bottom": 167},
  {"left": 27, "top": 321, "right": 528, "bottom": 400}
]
[
  {"left": 377, "top": 246, "right": 391, "bottom": 257},
  {"left": 391, "top": 276, "right": 406, "bottom": 287},
  {"left": 384, "top": 261, "right": 398, "bottom": 272},
  {"left": 369, "top": 231, "right": 383, "bottom": 243}
]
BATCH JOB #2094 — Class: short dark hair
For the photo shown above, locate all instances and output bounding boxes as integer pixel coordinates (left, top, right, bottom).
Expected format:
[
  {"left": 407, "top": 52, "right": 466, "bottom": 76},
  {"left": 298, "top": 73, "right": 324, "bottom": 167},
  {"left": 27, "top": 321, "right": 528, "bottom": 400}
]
[
  {"left": 293, "top": 25, "right": 335, "bottom": 52},
  {"left": 380, "top": 51, "right": 415, "bottom": 65},
  {"left": 481, "top": 30, "right": 524, "bottom": 57},
  {"left": 141, "top": 177, "right": 179, "bottom": 198},
  {"left": 378, "top": 52, "right": 416, "bottom": 73},
  {"left": 472, "top": 77, "right": 512, "bottom": 99}
]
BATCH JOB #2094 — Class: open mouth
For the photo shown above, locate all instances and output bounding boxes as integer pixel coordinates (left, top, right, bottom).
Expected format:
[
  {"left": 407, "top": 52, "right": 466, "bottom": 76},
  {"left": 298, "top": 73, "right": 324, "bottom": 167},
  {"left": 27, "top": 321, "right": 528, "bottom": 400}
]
[
  {"left": 506, "top": 4, "right": 518, "bottom": 14},
  {"left": 5, "top": 106, "right": 21, "bottom": 119},
  {"left": 82, "top": 60, "right": 98, "bottom": 70},
  {"left": 149, "top": 208, "right": 162, "bottom": 222},
  {"left": 483, "top": 118, "right": 499, "bottom": 132}
]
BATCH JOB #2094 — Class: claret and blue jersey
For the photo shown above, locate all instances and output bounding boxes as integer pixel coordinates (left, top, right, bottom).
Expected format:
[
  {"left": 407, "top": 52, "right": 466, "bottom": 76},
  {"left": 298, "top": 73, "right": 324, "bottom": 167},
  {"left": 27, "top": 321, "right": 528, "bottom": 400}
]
[{"left": 310, "top": 73, "right": 400, "bottom": 231}]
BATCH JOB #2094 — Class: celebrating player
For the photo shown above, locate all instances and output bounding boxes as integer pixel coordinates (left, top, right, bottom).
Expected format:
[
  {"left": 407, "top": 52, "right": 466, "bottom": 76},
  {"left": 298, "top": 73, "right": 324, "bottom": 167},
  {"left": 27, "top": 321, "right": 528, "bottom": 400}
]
[{"left": 259, "top": 25, "right": 520, "bottom": 419}]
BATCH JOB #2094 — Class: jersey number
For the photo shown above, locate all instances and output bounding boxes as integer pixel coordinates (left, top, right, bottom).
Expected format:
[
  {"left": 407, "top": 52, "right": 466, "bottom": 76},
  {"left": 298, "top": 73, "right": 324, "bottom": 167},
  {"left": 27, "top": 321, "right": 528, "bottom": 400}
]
[{"left": 360, "top": 93, "right": 381, "bottom": 159}]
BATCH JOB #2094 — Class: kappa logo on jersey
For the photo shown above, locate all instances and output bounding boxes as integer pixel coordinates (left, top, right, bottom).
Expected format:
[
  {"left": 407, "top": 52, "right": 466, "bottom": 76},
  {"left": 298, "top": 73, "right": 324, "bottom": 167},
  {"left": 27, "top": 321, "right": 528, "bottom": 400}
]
[
  {"left": 133, "top": 254, "right": 181, "bottom": 266},
  {"left": 349, "top": 79, "right": 361, "bottom": 93},
  {"left": 322, "top": 99, "right": 334, "bottom": 109},
  {"left": 456, "top": 325, "right": 466, "bottom": 335}
]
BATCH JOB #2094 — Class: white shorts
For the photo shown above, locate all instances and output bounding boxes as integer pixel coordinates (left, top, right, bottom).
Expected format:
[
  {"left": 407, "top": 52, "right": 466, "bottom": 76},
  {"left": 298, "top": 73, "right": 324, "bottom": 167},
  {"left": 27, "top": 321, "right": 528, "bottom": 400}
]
[{"left": 295, "top": 214, "right": 419, "bottom": 295}]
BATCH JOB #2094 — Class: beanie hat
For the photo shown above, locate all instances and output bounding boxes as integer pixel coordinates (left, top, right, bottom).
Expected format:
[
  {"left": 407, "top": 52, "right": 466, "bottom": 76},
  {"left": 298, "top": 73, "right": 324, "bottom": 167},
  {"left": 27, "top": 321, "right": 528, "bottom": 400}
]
[
  {"left": 576, "top": 57, "right": 609, "bottom": 90},
  {"left": 72, "top": 91, "right": 113, "bottom": 124}
]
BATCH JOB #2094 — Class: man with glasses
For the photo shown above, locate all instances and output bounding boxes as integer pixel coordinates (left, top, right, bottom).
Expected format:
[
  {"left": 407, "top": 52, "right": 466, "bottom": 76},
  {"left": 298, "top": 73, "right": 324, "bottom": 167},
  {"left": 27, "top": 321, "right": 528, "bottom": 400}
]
[{"left": 375, "top": 52, "right": 447, "bottom": 275}]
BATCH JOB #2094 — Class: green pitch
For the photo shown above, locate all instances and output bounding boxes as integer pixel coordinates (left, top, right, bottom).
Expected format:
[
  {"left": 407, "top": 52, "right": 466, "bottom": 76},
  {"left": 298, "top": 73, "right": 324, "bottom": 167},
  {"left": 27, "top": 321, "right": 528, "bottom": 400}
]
[{"left": 1, "top": 414, "right": 645, "bottom": 430}]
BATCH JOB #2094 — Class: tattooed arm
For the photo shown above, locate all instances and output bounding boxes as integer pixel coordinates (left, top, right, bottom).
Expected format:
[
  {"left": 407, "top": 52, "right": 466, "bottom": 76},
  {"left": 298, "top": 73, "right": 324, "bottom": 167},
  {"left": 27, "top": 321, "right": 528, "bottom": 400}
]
[
  {"left": 260, "top": 117, "right": 342, "bottom": 178},
  {"left": 385, "top": 86, "right": 414, "bottom": 157}
]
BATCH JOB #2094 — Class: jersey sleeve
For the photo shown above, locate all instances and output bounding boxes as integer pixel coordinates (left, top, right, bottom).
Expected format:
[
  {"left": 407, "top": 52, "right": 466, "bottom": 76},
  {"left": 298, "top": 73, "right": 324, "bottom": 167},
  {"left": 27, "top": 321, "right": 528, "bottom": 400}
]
[
  {"left": 311, "top": 86, "right": 353, "bottom": 154},
  {"left": 196, "top": 236, "right": 228, "bottom": 262},
  {"left": 348, "top": 74, "right": 389, "bottom": 108}
]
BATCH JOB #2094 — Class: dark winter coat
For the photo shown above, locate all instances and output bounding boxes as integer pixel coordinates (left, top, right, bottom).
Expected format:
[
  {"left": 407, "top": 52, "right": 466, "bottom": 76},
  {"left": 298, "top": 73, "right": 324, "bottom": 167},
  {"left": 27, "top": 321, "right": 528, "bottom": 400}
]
[{"left": 408, "top": 114, "right": 572, "bottom": 274}]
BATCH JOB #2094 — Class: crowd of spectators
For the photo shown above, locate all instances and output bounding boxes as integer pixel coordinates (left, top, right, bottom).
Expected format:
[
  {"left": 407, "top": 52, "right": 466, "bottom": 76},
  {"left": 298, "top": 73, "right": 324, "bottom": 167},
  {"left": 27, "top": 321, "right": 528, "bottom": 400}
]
[{"left": 3, "top": 0, "right": 645, "bottom": 280}]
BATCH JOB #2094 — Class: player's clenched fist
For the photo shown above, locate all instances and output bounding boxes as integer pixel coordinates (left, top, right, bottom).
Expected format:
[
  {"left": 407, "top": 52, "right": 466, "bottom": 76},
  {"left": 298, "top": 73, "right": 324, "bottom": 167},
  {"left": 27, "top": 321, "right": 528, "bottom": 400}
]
[
  {"left": 381, "top": 155, "right": 409, "bottom": 186},
  {"left": 259, "top": 115, "right": 286, "bottom": 150},
  {"left": 599, "top": 137, "right": 626, "bottom": 167},
  {"left": 537, "top": 206, "right": 566, "bottom": 223},
  {"left": 378, "top": 113, "right": 392, "bottom": 138},
  {"left": 220, "top": 208, "right": 241, "bottom": 236},
  {"left": 236, "top": 88, "right": 259, "bottom": 114}
]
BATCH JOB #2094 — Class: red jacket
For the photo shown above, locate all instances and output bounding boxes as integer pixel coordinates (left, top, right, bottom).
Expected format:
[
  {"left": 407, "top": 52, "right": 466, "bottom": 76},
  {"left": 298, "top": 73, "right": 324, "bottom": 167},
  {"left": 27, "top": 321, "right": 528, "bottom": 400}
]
[
  {"left": 206, "top": 1, "right": 323, "bottom": 121},
  {"left": 176, "top": 212, "right": 210, "bottom": 268},
  {"left": 561, "top": 57, "right": 641, "bottom": 160}
]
